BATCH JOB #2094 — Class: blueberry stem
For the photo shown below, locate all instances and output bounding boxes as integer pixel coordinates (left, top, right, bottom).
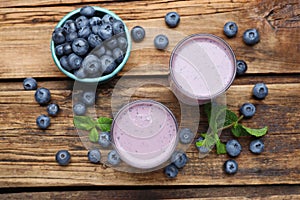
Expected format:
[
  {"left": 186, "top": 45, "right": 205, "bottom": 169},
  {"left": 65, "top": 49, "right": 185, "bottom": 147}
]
[{"left": 218, "top": 115, "right": 244, "bottom": 131}]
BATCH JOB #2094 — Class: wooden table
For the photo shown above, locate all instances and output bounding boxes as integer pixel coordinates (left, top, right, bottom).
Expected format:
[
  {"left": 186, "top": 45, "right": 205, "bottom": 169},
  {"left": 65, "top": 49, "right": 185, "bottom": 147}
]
[{"left": 0, "top": 0, "right": 299, "bottom": 199}]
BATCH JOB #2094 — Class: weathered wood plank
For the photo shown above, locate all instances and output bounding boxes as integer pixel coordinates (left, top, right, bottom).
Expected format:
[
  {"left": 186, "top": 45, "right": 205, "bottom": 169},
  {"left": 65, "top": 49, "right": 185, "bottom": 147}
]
[
  {"left": 1, "top": 185, "right": 300, "bottom": 200},
  {"left": 0, "top": 81, "right": 299, "bottom": 187},
  {"left": 0, "top": 0, "right": 299, "bottom": 79}
]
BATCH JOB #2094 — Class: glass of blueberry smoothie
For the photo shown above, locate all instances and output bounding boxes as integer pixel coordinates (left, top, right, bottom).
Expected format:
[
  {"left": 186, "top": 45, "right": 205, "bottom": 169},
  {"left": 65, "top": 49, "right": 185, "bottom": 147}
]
[
  {"left": 169, "top": 34, "right": 236, "bottom": 105},
  {"left": 111, "top": 100, "right": 178, "bottom": 171}
]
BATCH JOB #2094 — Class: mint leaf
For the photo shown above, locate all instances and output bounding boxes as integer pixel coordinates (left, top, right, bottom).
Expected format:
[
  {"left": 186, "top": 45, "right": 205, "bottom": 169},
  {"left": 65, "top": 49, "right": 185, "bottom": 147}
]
[
  {"left": 89, "top": 128, "right": 99, "bottom": 143},
  {"left": 97, "top": 117, "right": 113, "bottom": 132},
  {"left": 242, "top": 125, "right": 268, "bottom": 137},
  {"left": 99, "top": 124, "right": 111, "bottom": 132},
  {"left": 195, "top": 140, "right": 204, "bottom": 147},
  {"left": 216, "top": 140, "right": 227, "bottom": 154},
  {"left": 231, "top": 124, "right": 249, "bottom": 137},
  {"left": 224, "top": 109, "right": 238, "bottom": 127},
  {"left": 74, "top": 116, "right": 95, "bottom": 131},
  {"left": 98, "top": 117, "right": 113, "bottom": 124}
]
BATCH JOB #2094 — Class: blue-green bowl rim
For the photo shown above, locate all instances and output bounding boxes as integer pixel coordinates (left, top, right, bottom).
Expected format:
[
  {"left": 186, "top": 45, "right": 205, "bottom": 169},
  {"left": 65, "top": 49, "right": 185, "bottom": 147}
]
[{"left": 50, "top": 6, "right": 132, "bottom": 83}]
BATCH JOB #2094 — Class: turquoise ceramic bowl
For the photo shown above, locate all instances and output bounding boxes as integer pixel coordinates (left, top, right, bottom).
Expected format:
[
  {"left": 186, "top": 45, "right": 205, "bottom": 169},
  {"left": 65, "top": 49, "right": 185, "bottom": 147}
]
[{"left": 50, "top": 6, "right": 131, "bottom": 83}]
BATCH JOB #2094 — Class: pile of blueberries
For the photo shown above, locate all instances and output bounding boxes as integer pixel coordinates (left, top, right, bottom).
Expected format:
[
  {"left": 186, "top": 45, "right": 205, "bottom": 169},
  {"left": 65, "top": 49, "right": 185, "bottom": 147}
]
[{"left": 52, "top": 6, "right": 128, "bottom": 79}]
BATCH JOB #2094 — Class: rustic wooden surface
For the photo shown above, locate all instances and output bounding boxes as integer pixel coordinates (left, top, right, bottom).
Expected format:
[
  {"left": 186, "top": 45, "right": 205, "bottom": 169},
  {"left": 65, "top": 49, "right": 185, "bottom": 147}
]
[{"left": 0, "top": 0, "right": 299, "bottom": 199}]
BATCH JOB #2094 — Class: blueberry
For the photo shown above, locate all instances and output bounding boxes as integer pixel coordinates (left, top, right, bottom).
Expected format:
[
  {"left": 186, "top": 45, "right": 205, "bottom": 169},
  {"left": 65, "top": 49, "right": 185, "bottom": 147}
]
[
  {"left": 78, "top": 26, "right": 92, "bottom": 39},
  {"left": 102, "top": 14, "right": 115, "bottom": 24},
  {"left": 63, "top": 20, "right": 77, "bottom": 34},
  {"left": 117, "top": 36, "right": 128, "bottom": 50},
  {"left": 99, "top": 55, "right": 117, "bottom": 74},
  {"left": 36, "top": 114, "right": 51, "bottom": 129},
  {"left": 236, "top": 60, "right": 247, "bottom": 75},
  {"left": 73, "top": 102, "right": 86, "bottom": 116},
  {"left": 250, "top": 139, "right": 264, "bottom": 154},
  {"left": 171, "top": 151, "right": 188, "bottom": 168},
  {"left": 105, "top": 49, "right": 112, "bottom": 56},
  {"left": 72, "top": 38, "right": 89, "bottom": 56},
  {"left": 107, "top": 150, "right": 121, "bottom": 166},
  {"left": 252, "top": 83, "right": 268, "bottom": 99},
  {"left": 178, "top": 128, "right": 194, "bottom": 144},
  {"left": 224, "top": 159, "right": 238, "bottom": 174},
  {"left": 165, "top": 12, "right": 180, "bottom": 28},
  {"left": 98, "top": 23, "right": 113, "bottom": 40},
  {"left": 35, "top": 87, "right": 51, "bottom": 105},
  {"left": 82, "top": 54, "right": 102, "bottom": 76},
  {"left": 75, "top": 15, "right": 90, "bottom": 30},
  {"left": 223, "top": 22, "right": 238, "bottom": 38},
  {"left": 164, "top": 164, "right": 178, "bottom": 178},
  {"left": 88, "top": 34, "right": 102, "bottom": 48},
  {"left": 82, "top": 91, "right": 96, "bottom": 106},
  {"left": 52, "top": 27, "right": 65, "bottom": 45},
  {"left": 105, "top": 37, "right": 118, "bottom": 50},
  {"left": 67, "top": 53, "right": 82, "bottom": 70},
  {"left": 91, "top": 44, "right": 106, "bottom": 58},
  {"left": 240, "top": 103, "right": 256, "bottom": 118},
  {"left": 243, "top": 28, "right": 260, "bottom": 45},
  {"left": 90, "top": 17, "right": 102, "bottom": 26},
  {"left": 112, "top": 20, "right": 125, "bottom": 35},
  {"left": 154, "top": 34, "right": 169, "bottom": 50},
  {"left": 80, "top": 6, "right": 95, "bottom": 18},
  {"left": 91, "top": 25, "right": 101, "bottom": 35},
  {"left": 112, "top": 48, "right": 124, "bottom": 64},
  {"left": 66, "top": 31, "right": 78, "bottom": 43},
  {"left": 98, "top": 132, "right": 111, "bottom": 148},
  {"left": 226, "top": 139, "right": 242, "bottom": 157},
  {"left": 23, "top": 77, "right": 37, "bottom": 90},
  {"left": 87, "top": 149, "right": 101, "bottom": 164},
  {"left": 195, "top": 137, "right": 209, "bottom": 153},
  {"left": 74, "top": 68, "right": 87, "bottom": 79},
  {"left": 47, "top": 103, "right": 60, "bottom": 116},
  {"left": 60, "top": 56, "right": 72, "bottom": 71},
  {"left": 56, "top": 150, "right": 71, "bottom": 166},
  {"left": 55, "top": 44, "right": 64, "bottom": 57},
  {"left": 63, "top": 43, "right": 73, "bottom": 55},
  {"left": 131, "top": 26, "right": 145, "bottom": 42}
]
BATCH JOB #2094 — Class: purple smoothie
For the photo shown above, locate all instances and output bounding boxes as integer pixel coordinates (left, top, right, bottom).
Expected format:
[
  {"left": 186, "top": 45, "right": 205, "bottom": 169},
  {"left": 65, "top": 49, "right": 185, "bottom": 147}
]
[
  {"left": 111, "top": 100, "right": 178, "bottom": 169},
  {"left": 169, "top": 34, "right": 236, "bottom": 105}
]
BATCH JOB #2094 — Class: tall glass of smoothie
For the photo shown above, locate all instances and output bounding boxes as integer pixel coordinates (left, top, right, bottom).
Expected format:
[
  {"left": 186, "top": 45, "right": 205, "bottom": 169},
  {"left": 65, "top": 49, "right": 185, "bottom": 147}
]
[
  {"left": 169, "top": 34, "right": 236, "bottom": 105},
  {"left": 111, "top": 100, "right": 178, "bottom": 171}
]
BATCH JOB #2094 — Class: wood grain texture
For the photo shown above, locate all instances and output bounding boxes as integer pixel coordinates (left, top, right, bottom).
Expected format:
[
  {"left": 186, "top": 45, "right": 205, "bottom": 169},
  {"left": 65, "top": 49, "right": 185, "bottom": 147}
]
[{"left": 1, "top": 185, "right": 300, "bottom": 200}]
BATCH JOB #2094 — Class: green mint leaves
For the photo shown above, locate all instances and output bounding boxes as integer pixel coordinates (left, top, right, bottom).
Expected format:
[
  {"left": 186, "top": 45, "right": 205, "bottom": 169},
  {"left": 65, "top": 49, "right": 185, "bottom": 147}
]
[
  {"left": 73, "top": 116, "right": 113, "bottom": 143},
  {"left": 196, "top": 103, "right": 268, "bottom": 154}
]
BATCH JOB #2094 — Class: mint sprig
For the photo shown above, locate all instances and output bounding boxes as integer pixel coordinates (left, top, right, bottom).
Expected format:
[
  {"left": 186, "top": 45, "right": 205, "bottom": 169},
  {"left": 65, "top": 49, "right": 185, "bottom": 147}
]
[
  {"left": 74, "top": 116, "right": 113, "bottom": 143},
  {"left": 196, "top": 103, "right": 268, "bottom": 154}
]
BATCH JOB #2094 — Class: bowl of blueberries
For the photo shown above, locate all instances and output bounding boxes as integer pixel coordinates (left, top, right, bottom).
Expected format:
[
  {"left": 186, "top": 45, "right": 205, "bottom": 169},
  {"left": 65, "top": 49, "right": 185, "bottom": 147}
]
[{"left": 51, "top": 6, "right": 131, "bottom": 83}]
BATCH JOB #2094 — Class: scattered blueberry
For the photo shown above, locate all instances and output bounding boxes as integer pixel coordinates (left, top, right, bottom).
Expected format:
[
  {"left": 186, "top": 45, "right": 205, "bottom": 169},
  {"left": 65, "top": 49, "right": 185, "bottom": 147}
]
[
  {"left": 224, "top": 159, "right": 238, "bottom": 174},
  {"left": 72, "top": 38, "right": 89, "bottom": 56},
  {"left": 98, "top": 132, "right": 111, "bottom": 148},
  {"left": 112, "top": 48, "right": 124, "bottom": 64},
  {"left": 226, "top": 139, "right": 242, "bottom": 157},
  {"left": 249, "top": 139, "right": 264, "bottom": 154},
  {"left": 23, "top": 77, "right": 37, "bottom": 90},
  {"left": 98, "top": 23, "right": 113, "bottom": 40},
  {"left": 179, "top": 128, "right": 194, "bottom": 144},
  {"left": 75, "top": 16, "right": 89, "bottom": 29},
  {"left": 243, "top": 28, "right": 260, "bottom": 45},
  {"left": 240, "top": 103, "right": 256, "bottom": 118},
  {"left": 78, "top": 26, "right": 92, "bottom": 39},
  {"left": 67, "top": 53, "right": 82, "bottom": 70},
  {"left": 164, "top": 164, "right": 178, "bottom": 178},
  {"left": 102, "top": 14, "right": 115, "bottom": 24},
  {"left": 236, "top": 60, "right": 247, "bottom": 75},
  {"left": 56, "top": 150, "right": 71, "bottom": 166},
  {"left": 87, "top": 149, "right": 101, "bottom": 164},
  {"left": 63, "top": 20, "right": 77, "bottom": 34},
  {"left": 60, "top": 56, "right": 72, "bottom": 71},
  {"left": 154, "top": 34, "right": 169, "bottom": 50},
  {"left": 165, "top": 12, "right": 180, "bottom": 28},
  {"left": 82, "top": 54, "right": 102, "bottom": 76},
  {"left": 55, "top": 44, "right": 64, "bottom": 57},
  {"left": 63, "top": 43, "right": 73, "bottom": 55},
  {"left": 112, "top": 20, "right": 125, "bottom": 35},
  {"left": 252, "top": 83, "right": 268, "bottom": 99},
  {"left": 36, "top": 114, "right": 51, "bottom": 129},
  {"left": 107, "top": 150, "right": 121, "bottom": 166},
  {"left": 100, "top": 55, "right": 117, "bottom": 74},
  {"left": 195, "top": 137, "right": 209, "bottom": 153},
  {"left": 117, "top": 36, "right": 128, "bottom": 50},
  {"left": 47, "top": 103, "right": 60, "bottom": 116},
  {"left": 171, "top": 151, "right": 188, "bottom": 168},
  {"left": 223, "top": 22, "right": 238, "bottom": 38},
  {"left": 131, "top": 26, "right": 145, "bottom": 42},
  {"left": 35, "top": 87, "right": 51, "bottom": 105},
  {"left": 73, "top": 102, "right": 86, "bottom": 116},
  {"left": 88, "top": 34, "right": 102, "bottom": 48},
  {"left": 52, "top": 27, "right": 65, "bottom": 45},
  {"left": 89, "top": 17, "right": 102, "bottom": 26},
  {"left": 105, "top": 37, "right": 118, "bottom": 50},
  {"left": 80, "top": 6, "right": 95, "bottom": 18},
  {"left": 82, "top": 91, "right": 96, "bottom": 106}
]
